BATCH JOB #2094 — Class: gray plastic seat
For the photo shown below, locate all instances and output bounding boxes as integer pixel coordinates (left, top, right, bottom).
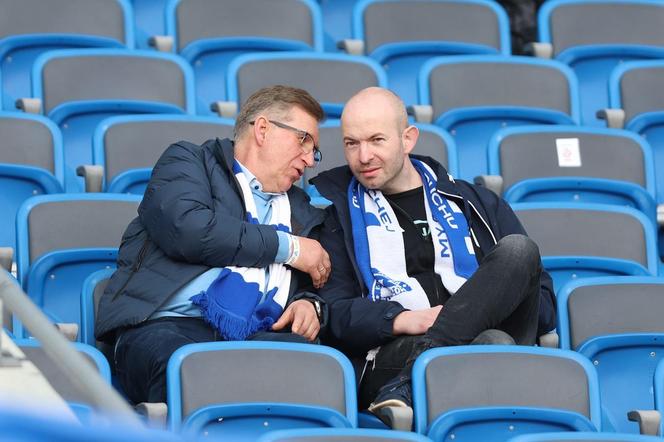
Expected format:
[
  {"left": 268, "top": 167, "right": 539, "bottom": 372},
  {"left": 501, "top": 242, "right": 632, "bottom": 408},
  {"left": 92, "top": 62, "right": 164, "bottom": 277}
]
[
  {"left": 93, "top": 115, "right": 234, "bottom": 193},
  {"left": 167, "top": 342, "right": 357, "bottom": 436},
  {"left": 227, "top": 52, "right": 386, "bottom": 119},
  {"left": 412, "top": 346, "right": 601, "bottom": 438}
]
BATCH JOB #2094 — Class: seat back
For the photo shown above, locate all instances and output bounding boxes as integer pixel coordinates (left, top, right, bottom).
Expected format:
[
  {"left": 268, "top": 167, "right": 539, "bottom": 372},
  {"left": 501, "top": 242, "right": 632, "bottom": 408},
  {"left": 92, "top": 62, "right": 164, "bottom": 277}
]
[
  {"left": 610, "top": 61, "right": 664, "bottom": 126},
  {"left": 412, "top": 346, "right": 601, "bottom": 434},
  {"left": 257, "top": 427, "right": 433, "bottom": 442},
  {"left": 14, "top": 195, "right": 140, "bottom": 332},
  {"left": 95, "top": 115, "right": 234, "bottom": 193},
  {"left": 420, "top": 55, "right": 579, "bottom": 180},
  {"left": 513, "top": 203, "right": 655, "bottom": 271},
  {"left": 0, "top": 114, "right": 64, "bottom": 252},
  {"left": 540, "top": 0, "right": 664, "bottom": 58},
  {"left": 170, "top": 0, "right": 322, "bottom": 52},
  {"left": 509, "top": 431, "right": 663, "bottom": 442},
  {"left": 489, "top": 126, "right": 655, "bottom": 211},
  {"left": 167, "top": 342, "right": 357, "bottom": 432},
  {"left": 228, "top": 53, "right": 387, "bottom": 119},
  {"left": 558, "top": 277, "right": 664, "bottom": 350},
  {"left": 0, "top": 0, "right": 130, "bottom": 43},
  {"left": 35, "top": 50, "right": 193, "bottom": 116}
]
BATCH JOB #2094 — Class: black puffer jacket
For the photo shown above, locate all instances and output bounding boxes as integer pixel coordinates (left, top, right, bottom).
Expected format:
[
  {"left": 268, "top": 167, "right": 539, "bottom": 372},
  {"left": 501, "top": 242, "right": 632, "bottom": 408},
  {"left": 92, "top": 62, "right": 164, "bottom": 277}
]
[
  {"left": 95, "top": 138, "right": 326, "bottom": 343},
  {"left": 311, "top": 155, "right": 555, "bottom": 356}
]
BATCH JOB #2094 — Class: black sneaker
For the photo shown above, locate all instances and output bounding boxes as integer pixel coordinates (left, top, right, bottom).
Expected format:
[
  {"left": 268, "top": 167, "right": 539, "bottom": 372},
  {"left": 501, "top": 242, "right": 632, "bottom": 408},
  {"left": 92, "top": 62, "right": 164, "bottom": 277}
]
[{"left": 367, "top": 375, "right": 413, "bottom": 430}]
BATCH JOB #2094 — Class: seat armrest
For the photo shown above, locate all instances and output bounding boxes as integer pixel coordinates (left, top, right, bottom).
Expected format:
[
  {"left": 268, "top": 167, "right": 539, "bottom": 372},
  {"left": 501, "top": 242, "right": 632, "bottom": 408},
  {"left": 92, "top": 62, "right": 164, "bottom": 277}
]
[
  {"left": 596, "top": 108, "right": 626, "bottom": 129},
  {"left": 0, "top": 248, "right": 13, "bottom": 272},
  {"left": 538, "top": 332, "right": 559, "bottom": 348},
  {"left": 135, "top": 402, "right": 168, "bottom": 428},
  {"left": 628, "top": 410, "right": 661, "bottom": 436},
  {"left": 473, "top": 175, "right": 504, "bottom": 196},
  {"left": 15, "top": 98, "right": 42, "bottom": 114},
  {"left": 337, "top": 39, "right": 365, "bottom": 55},
  {"left": 211, "top": 101, "right": 238, "bottom": 118},
  {"left": 407, "top": 105, "right": 433, "bottom": 124},
  {"left": 524, "top": 42, "right": 553, "bottom": 59},
  {"left": 148, "top": 35, "right": 174, "bottom": 52},
  {"left": 76, "top": 165, "right": 104, "bottom": 193}
]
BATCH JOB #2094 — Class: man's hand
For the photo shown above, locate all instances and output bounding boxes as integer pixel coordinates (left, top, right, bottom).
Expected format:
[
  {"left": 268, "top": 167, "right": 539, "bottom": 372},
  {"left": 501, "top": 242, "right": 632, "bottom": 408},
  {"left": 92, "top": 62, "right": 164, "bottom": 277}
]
[
  {"left": 392, "top": 305, "right": 443, "bottom": 335},
  {"left": 290, "top": 237, "right": 331, "bottom": 289},
  {"left": 272, "top": 299, "right": 320, "bottom": 341}
]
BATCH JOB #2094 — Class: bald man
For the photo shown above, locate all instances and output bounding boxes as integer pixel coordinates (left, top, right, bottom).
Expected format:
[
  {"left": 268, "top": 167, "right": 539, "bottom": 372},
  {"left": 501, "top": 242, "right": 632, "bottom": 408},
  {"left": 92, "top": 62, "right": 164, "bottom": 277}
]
[{"left": 312, "top": 87, "right": 555, "bottom": 430}]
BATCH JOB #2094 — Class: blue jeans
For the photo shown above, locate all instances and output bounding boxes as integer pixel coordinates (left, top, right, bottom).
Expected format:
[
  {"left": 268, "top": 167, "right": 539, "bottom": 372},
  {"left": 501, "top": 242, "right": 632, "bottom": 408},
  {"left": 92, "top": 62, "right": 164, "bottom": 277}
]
[{"left": 113, "top": 316, "right": 309, "bottom": 404}]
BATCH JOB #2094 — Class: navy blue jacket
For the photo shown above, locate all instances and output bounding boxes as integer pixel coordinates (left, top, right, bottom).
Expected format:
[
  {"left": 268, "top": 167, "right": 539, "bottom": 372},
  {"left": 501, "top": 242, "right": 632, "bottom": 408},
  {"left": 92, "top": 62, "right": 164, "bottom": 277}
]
[
  {"left": 95, "top": 138, "right": 326, "bottom": 343},
  {"left": 311, "top": 156, "right": 555, "bottom": 356}
]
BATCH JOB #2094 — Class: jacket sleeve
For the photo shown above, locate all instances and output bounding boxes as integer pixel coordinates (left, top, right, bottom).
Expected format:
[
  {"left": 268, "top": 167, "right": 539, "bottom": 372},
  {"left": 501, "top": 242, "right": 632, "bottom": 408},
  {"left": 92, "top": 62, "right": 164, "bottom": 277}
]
[
  {"left": 492, "top": 195, "right": 557, "bottom": 336},
  {"left": 138, "top": 141, "right": 279, "bottom": 268},
  {"left": 317, "top": 208, "right": 406, "bottom": 355}
]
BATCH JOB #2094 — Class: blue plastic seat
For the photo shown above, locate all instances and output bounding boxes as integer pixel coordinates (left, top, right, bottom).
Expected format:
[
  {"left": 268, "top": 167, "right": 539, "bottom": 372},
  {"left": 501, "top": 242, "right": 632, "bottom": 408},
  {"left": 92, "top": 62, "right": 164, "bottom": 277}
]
[
  {"left": 163, "top": 0, "right": 323, "bottom": 114},
  {"left": 558, "top": 276, "right": 664, "bottom": 434},
  {"left": 0, "top": 113, "right": 64, "bottom": 255},
  {"left": 318, "top": 0, "right": 361, "bottom": 52},
  {"left": 257, "top": 427, "right": 433, "bottom": 441},
  {"left": 130, "top": 0, "right": 170, "bottom": 49},
  {"left": 417, "top": 55, "right": 580, "bottom": 181},
  {"left": 0, "top": 0, "right": 133, "bottom": 111},
  {"left": 24, "top": 49, "right": 195, "bottom": 191},
  {"left": 80, "top": 268, "right": 114, "bottom": 347},
  {"left": 91, "top": 114, "right": 234, "bottom": 194},
  {"left": 226, "top": 52, "right": 387, "bottom": 120},
  {"left": 167, "top": 341, "right": 357, "bottom": 439},
  {"left": 13, "top": 194, "right": 140, "bottom": 339},
  {"left": 486, "top": 125, "right": 657, "bottom": 223},
  {"left": 512, "top": 203, "right": 658, "bottom": 293},
  {"left": 348, "top": 0, "right": 510, "bottom": 105},
  {"left": 537, "top": 0, "right": 664, "bottom": 126},
  {"left": 412, "top": 346, "right": 602, "bottom": 439},
  {"left": 509, "top": 431, "right": 664, "bottom": 442}
]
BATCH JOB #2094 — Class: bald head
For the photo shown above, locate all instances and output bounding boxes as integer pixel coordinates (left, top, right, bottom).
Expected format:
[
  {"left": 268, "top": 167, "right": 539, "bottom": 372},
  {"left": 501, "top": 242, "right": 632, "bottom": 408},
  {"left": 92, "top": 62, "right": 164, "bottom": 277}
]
[{"left": 342, "top": 87, "right": 408, "bottom": 132}]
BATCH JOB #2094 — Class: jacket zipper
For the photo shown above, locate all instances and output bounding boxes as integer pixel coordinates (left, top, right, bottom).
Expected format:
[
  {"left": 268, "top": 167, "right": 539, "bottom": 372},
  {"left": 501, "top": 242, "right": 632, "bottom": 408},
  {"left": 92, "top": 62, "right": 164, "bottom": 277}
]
[{"left": 111, "top": 238, "right": 151, "bottom": 301}]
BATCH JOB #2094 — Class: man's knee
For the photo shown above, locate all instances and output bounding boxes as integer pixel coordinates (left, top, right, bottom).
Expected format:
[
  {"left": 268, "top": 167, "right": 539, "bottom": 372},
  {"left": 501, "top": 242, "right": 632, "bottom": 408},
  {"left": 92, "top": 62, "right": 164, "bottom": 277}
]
[{"left": 493, "top": 234, "right": 540, "bottom": 273}]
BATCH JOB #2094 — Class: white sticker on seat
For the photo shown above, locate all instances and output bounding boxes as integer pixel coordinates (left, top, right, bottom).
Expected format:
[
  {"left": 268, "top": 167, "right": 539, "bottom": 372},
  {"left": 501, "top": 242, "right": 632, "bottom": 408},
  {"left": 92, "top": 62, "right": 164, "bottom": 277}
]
[{"left": 556, "top": 138, "right": 582, "bottom": 167}]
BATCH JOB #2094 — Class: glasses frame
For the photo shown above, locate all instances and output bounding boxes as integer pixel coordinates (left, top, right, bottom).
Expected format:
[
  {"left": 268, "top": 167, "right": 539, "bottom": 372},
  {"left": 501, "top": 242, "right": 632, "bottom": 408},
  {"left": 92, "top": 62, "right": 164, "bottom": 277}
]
[{"left": 251, "top": 119, "right": 322, "bottom": 165}]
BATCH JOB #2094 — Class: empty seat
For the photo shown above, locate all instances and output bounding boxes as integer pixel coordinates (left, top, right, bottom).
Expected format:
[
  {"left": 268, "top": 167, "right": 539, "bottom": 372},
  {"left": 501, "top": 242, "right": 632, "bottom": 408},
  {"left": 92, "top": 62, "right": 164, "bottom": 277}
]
[
  {"left": 224, "top": 52, "right": 387, "bottom": 120},
  {"left": 509, "top": 431, "right": 663, "bottom": 442},
  {"left": 0, "top": 113, "right": 63, "bottom": 256},
  {"left": 305, "top": 121, "right": 457, "bottom": 206},
  {"left": 512, "top": 203, "right": 658, "bottom": 292},
  {"left": 536, "top": 0, "right": 664, "bottom": 126},
  {"left": 13, "top": 194, "right": 140, "bottom": 338},
  {"left": 167, "top": 341, "right": 357, "bottom": 438},
  {"left": 0, "top": 0, "right": 133, "bottom": 111},
  {"left": 21, "top": 49, "right": 195, "bottom": 191},
  {"left": 485, "top": 125, "right": 656, "bottom": 220},
  {"left": 131, "top": 0, "right": 169, "bottom": 48},
  {"left": 412, "top": 346, "right": 602, "bottom": 439},
  {"left": 416, "top": 55, "right": 579, "bottom": 180},
  {"left": 88, "top": 115, "right": 234, "bottom": 194},
  {"left": 257, "top": 427, "right": 433, "bottom": 442},
  {"left": 346, "top": 0, "right": 510, "bottom": 105},
  {"left": 161, "top": 0, "right": 323, "bottom": 113},
  {"left": 557, "top": 277, "right": 664, "bottom": 433}
]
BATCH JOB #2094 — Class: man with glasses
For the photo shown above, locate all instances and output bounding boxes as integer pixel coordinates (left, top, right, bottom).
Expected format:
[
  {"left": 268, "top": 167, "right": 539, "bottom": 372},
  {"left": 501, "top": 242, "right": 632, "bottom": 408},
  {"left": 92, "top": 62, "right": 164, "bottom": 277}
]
[
  {"left": 96, "top": 85, "right": 331, "bottom": 404},
  {"left": 312, "top": 87, "right": 555, "bottom": 430}
]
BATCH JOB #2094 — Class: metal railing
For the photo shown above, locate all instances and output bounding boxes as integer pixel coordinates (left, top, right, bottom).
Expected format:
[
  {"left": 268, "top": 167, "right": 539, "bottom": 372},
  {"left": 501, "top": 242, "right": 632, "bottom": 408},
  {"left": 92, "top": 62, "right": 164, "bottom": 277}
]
[{"left": 0, "top": 270, "right": 143, "bottom": 427}]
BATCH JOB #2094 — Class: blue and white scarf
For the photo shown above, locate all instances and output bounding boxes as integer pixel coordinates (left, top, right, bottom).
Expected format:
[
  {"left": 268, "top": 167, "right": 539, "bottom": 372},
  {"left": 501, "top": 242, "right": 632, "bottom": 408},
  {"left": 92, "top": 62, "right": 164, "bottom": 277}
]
[
  {"left": 349, "top": 159, "right": 478, "bottom": 310},
  {"left": 190, "top": 161, "right": 292, "bottom": 340}
]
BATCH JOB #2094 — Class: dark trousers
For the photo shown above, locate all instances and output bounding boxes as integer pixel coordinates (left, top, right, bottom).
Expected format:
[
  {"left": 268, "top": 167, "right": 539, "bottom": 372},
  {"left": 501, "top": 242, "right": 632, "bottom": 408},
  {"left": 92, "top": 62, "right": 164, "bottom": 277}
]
[
  {"left": 359, "top": 234, "right": 541, "bottom": 408},
  {"left": 114, "top": 316, "right": 308, "bottom": 404}
]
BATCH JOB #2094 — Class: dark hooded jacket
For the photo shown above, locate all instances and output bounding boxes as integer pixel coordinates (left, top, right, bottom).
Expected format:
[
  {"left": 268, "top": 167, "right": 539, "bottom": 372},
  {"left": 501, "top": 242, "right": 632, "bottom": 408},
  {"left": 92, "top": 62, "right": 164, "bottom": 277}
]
[
  {"left": 311, "top": 155, "right": 555, "bottom": 356},
  {"left": 95, "top": 138, "right": 326, "bottom": 343}
]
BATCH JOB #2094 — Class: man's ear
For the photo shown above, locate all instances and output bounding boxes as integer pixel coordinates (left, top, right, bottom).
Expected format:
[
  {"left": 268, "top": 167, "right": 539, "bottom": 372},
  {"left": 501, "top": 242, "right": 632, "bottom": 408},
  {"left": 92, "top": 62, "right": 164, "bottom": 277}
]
[
  {"left": 402, "top": 125, "right": 420, "bottom": 155},
  {"left": 253, "top": 115, "right": 269, "bottom": 146}
]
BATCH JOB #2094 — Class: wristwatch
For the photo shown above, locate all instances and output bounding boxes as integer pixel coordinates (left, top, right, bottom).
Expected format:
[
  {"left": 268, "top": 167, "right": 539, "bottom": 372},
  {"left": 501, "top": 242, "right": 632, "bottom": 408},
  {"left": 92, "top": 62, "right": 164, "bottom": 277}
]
[{"left": 310, "top": 299, "right": 322, "bottom": 322}]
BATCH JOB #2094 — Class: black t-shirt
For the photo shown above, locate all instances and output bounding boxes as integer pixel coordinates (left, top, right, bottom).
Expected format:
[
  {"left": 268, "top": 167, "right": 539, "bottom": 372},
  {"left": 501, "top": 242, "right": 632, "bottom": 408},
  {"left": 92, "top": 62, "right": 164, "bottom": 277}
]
[{"left": 384, "top": 186, "right": 450, "bottom": 307}]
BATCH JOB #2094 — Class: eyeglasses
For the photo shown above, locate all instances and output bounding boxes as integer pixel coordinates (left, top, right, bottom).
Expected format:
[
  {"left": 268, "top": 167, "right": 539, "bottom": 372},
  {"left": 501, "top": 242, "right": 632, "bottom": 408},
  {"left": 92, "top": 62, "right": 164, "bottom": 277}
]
[{"left": 251, "top": 119, "right": 322, "bottom": 165}]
